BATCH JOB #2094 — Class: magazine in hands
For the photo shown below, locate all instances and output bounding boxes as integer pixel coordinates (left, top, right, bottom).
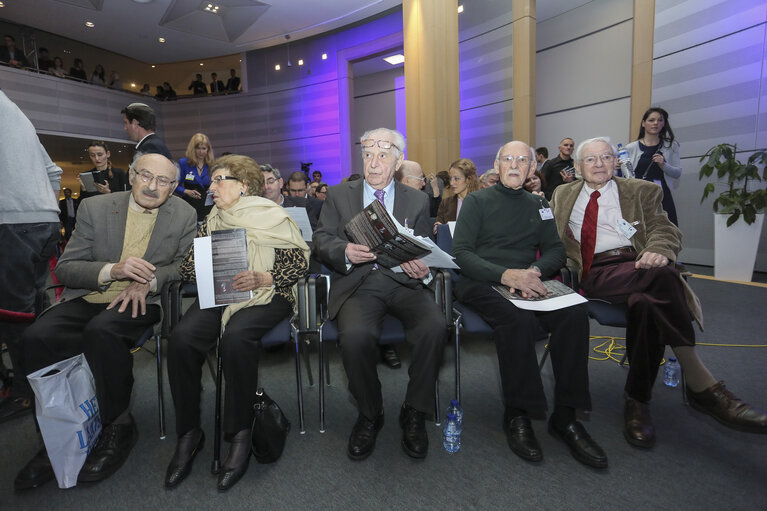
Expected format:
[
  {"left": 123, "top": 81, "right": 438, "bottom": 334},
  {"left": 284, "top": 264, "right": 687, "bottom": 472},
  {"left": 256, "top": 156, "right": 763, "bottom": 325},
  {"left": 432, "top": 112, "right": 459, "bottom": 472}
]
[
  {"left": 193, "top": 228, "right": 253, "bottom": 308},
  {"left": 492, "top": 279, "right": 586, "bottom": 311}
]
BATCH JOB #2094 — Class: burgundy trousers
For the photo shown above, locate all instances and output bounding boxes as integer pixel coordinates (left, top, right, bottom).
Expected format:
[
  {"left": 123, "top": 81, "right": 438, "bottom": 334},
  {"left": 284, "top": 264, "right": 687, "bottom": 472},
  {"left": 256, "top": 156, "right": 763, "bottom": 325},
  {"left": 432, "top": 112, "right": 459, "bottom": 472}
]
[{"left": 582, "top": 252, "right": 695, "bottom": 402}]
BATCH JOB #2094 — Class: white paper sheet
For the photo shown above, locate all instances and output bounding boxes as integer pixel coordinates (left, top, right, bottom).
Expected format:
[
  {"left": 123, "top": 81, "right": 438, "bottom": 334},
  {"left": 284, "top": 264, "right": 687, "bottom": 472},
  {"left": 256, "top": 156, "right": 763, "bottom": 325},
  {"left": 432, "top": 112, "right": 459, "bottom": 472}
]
[
  {"left": 193, "top": 236, "right": 217, "bottom": 309},
  {"left": 285, "top": 207, "right": 313, "bottom": 242}
]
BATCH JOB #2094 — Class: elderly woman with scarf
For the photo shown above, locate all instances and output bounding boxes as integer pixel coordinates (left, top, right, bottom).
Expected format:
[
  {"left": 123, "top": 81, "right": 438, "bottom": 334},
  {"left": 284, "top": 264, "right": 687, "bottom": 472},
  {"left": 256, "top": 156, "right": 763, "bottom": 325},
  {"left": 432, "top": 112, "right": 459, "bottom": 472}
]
[{"left": 165, "top": 154, "right": 309, "bottom": 491}]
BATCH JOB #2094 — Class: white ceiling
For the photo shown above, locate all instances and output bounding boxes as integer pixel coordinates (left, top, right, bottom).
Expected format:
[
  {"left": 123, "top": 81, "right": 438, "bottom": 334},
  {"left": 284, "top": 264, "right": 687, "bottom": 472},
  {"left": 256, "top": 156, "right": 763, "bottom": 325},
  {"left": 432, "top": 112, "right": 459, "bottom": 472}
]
[{"left": 0, "top": 0, "right": 590, "bottom": 64}]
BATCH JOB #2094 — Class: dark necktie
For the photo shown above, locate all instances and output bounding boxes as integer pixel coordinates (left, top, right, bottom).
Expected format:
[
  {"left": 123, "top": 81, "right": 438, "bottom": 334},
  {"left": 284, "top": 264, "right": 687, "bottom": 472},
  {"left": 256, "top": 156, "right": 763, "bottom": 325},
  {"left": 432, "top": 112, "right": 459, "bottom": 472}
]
[
  {"left": 580, "top": 190, "right": 600, "bottom": 278},
  {"left": 372, "top": 190, "right": 386, "bottom": 270}
]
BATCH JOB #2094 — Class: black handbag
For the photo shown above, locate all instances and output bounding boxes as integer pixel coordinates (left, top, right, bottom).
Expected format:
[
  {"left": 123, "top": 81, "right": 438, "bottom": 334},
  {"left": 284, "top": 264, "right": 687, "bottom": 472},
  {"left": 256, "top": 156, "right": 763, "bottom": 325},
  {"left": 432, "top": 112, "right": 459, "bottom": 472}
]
[{"left": 250, "top": 388, "right": 290, "bottom": 463}]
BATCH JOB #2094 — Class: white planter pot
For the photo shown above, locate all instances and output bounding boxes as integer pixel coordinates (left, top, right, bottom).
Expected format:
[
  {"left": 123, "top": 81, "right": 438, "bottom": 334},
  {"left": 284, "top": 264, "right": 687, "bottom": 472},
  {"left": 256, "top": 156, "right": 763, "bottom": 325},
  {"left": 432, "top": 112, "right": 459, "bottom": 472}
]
[{"left": 713, "top": 213, "right": 764, "bottom": 282}]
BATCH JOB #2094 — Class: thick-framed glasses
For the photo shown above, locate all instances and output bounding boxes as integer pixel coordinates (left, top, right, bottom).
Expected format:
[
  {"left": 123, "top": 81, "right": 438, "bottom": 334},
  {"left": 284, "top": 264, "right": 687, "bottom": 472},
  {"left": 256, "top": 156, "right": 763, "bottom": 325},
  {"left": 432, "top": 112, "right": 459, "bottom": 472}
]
[
  {"left": 133, "top": 169, "right": 175, "bottom": 188},
  {"left": 361, "top": 139, "right": 400, "bottom": 151},
  {"left": 497, "top": 154, "right": 532, "bottom": 167},
  {"left": 211, "top": 175, "right": 240, "bottom": 185},
  {"left": 582, "top": 153, "right": 615, "bottom": 165}
]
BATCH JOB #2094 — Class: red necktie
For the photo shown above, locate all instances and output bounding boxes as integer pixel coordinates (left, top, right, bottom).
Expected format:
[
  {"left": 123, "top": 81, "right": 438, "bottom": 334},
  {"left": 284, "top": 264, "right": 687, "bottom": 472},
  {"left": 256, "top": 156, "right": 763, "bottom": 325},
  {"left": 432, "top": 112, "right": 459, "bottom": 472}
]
[{"left": 580, "top": 190, "right": 600, "bottom": 277}]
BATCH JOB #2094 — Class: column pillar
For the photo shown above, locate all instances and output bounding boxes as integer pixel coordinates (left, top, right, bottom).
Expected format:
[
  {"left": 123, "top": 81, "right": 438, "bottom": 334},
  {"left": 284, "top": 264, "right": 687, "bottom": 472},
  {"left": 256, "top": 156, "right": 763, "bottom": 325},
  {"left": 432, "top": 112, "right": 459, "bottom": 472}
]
[
  {"left": 512, "top": 0, "right": 536, "bottom": 146},
  {"left": 630, "top": 0, "right": 655, "bottom": 139},
  {"left": 403, "top": 0, "right": 460, "bottom": 173}
]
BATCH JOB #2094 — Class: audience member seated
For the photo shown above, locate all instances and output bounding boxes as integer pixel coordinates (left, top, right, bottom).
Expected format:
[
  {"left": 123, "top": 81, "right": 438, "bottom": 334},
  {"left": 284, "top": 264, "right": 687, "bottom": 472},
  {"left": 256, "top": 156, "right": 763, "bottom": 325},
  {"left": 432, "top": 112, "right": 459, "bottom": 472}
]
[
  {"left": 433, "top": 158, "right": 480, "bottom": 234},
  {"left": 453, "top": 140, "right": 607, "bottom": 469},
  {"left": 536, "top": 146, "right": 549, "bottom": 167},
  {"left": 49, "top": 56, "right": 66, "bottom": 78},
  {"left": 140, "top": 83, "right": 151, "bottom": 95},
  {"left": 261, "top": 165, "right": 323, "bottom": 231},
  {"left": 188, "top": 73, "right": 207, "bottom": 96},
  {"left": 309, "top": 180, "right": 320, "bottom": 197},
  {"left": 79, "top": 140, "right": 130, "bottom": 200},
  {"left": 69, "top": 58, "right": 87, "bottom": 81},
  {"left": 524, "top": 169, "right": 546, "bottom": 197},
  {"left": 541, "top": 137, "right": 576, "bottom": 200},
  {"left": 315, "top": 182, "right": 328, "bottom": 200},
  {"left": 312, "top": 170, "right": 323, "bottom": 183},
  {"left": 0, "top": 34, "right": 29, "bottom": 68},
  {"left": 36, "top": 47, "right": 54, "bottom": 71},
  {"left": 550, "top": 137, "right": 767, "bottom": 449},
  {"left": 14, "top": 153, "right": 196, "bottom": 491},
  {"left": 479, "top": 168, "right": 499, "bottom": 188},
  {"left": 209, "top": 72, "right": 225, "bottom": 94},
  {"left": 313, "top": 127, "right": 447, "bottom": 461},
  {"left": 397, "top": 160, "right": 441, "bottom": 217},
  {"left": 166, "top": 155, "right": 308, "bottom": 491},
  {"left": 226, "top": 68, "right": 240, "bottom": 92},
  {"left": 175, "top": 132, "right": 214, "bottom": 222},
  {"left": 90, "top": 64, "right": 106, "bottom": 86},
  {"left": 108, "top": 70, "right": 122, "bottom": 89}
]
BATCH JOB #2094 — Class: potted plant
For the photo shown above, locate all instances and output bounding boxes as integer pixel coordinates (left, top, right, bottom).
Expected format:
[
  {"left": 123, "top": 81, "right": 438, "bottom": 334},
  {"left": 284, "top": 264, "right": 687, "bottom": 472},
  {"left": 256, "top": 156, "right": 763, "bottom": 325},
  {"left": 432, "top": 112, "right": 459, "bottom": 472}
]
[{"left": 699, "top": 143, "right": 767, "bottom": 282}]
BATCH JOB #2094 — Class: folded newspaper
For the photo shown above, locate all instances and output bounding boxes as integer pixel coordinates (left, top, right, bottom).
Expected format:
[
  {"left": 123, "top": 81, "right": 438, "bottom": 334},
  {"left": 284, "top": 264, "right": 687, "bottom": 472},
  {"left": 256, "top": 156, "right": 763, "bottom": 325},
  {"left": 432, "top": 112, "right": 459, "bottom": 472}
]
[
  {"left": 344, "top": 200, "right": 457, "bottom": 270},
  {"left": 492, "top": 279, "right": 586, "bottom": 311}
]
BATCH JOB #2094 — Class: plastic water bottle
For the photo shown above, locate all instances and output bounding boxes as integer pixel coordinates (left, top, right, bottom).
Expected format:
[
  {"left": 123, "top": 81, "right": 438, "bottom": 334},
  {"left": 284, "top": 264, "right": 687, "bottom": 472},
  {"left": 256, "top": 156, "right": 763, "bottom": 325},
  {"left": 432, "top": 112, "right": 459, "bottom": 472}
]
[
  {"left": 616, "top": 143, "right": 634, "bottom": 178},
  {"left": 663, "top": 357, "right": 680, "bottom": 387},
  {"left": 446, "top": 399, "right": 463, "bottom": 429},
  {"left": 443, "top": 413, "right": 461, "bottom": 453}
]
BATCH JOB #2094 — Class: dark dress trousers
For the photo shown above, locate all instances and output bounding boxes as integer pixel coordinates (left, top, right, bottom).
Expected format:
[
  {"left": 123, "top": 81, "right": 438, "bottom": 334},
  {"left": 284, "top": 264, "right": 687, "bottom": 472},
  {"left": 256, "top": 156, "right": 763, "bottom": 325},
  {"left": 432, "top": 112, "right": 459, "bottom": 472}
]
[
  {"left": 313, "top": 179, "right": 446, "bottom": 419},
  {"left": 22, "top": 192, "right": 196, "bottom": 424}
]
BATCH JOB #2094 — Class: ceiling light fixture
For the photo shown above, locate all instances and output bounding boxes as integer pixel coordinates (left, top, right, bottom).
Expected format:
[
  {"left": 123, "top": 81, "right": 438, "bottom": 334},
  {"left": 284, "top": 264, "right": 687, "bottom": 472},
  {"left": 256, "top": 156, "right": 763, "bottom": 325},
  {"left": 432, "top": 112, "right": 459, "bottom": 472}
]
[
  {"left": 203, "top": 2, "right": 221, "bottom": 14},
  {"left": 130, "top": 83, "right": 136, "bottom": 87},
  {"left": 0, "top": 2, "right": 6, "bottom": 7},
  {"left": 85, "top": 21, "right": 95, "bottom": 28},
  {"left": 321, "top": 53, "right": 327, "bottom": 60},
  {"left": 383, "top": 54, "right": 405, "bottom": 65},
  {"left": 158, "top": 37, "right": 166, "bottom": 43},
  {"left": 298, "top": 59, "right": 304, "bottom": 66},
  {"left": 151, "top": 65, "right": 156, "bottom": 68},
  {"left": 200, "top": 62, "right": 204, "bottom": 66},
  {"left": 275, "top": 64, "right": 280, "bottom": 71},
  {"left": 457, "top": 5, "right": 464, "bottom": 14}
]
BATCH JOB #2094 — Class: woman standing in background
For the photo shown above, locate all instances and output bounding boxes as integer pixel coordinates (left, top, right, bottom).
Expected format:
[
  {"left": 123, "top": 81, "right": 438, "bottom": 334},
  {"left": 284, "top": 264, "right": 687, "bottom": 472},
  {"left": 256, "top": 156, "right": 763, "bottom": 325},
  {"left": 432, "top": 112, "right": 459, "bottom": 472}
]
[
  {"left": 623, "top": 107, "right": 682, "bottom": 225},
  {"left": 175, "top": 133, "right": 215, "bottom": 222},
  {"left": 79, "top": 140, "right": 129, "bottom": 199}
]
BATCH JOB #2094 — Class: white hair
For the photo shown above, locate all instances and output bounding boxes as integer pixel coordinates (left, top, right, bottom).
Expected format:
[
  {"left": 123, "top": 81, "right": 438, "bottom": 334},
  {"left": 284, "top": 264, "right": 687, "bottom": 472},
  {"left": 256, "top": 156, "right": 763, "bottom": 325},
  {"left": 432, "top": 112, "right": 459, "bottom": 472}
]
[
  {"left": 574, "top": 137, "right": 617, "bottom": 161},
  {"left": 495, "top": 141, "right": 536, "bottom": 162},
  {"left": 360, "top": 128, "right": 406, "bottom": 158}
]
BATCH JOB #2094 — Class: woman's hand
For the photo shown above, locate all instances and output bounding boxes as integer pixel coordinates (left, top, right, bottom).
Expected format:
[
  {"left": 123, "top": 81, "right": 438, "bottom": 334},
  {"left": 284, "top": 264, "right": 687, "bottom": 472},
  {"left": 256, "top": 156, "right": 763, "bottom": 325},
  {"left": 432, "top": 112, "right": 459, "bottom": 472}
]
[
  {"left": 183, "top": 189, "right": 202, "bottom": 200},
  {"left": 651, "top": 152, "right": 665, "bottom": 167},
  {"left": 233, "top": 270, "right": 273, "bottom": 291},
  {"left": 95, "top": 181, "right": 111, "bottom": 194},
  {"left": 433, "top": 221, "right": 442, "bottom": 235}
]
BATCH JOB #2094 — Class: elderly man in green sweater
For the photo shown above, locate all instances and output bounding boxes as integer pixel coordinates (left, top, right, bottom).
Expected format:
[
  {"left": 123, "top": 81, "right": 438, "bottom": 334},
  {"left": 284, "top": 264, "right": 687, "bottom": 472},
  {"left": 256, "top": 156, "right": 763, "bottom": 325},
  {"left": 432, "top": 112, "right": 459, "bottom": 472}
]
[{"left": 452, "top": 140, "right": 606, "bottom": 469}]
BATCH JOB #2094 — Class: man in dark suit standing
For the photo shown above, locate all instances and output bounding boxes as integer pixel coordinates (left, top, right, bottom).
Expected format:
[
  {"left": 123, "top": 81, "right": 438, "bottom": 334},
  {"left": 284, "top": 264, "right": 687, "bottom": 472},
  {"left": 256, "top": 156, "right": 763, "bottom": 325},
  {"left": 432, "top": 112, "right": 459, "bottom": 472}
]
[
  {"left": 226, "top": 68, "right": 240, "bottom": 92},
  {"left": 313, "top": 128, "right": 446, "bottom": 461},
  {"left": 121, "top": 103, "right": 173, "bottom": 161},
  {"left": 0, "top": 34, "right": 29, "bottom": 68},
  {"left": 14, "top": 153, "right": 196, "bottom": 490},
  {"left": 209, "top": 72, "right": 225, "bottom": 94},
  {"left": 58, "top": 187, "right": 79, "bottom": 240}
]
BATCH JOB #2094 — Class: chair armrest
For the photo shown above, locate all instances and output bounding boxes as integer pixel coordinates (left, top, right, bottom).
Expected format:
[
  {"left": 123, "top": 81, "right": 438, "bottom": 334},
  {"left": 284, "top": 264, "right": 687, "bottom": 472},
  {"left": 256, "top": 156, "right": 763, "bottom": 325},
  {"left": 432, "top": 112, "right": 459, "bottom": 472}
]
[
  {"left": 559, "top": 266, "right": 579, "bottom": 290},
  {"left": 297, "top": 274, "right": 329, "bottom": 333},
  {"left": 161, "top": 279, "right": 181, "bottom": 338},
  {"left": 432, "top": 269, "right": 454, "bottom": 326}
]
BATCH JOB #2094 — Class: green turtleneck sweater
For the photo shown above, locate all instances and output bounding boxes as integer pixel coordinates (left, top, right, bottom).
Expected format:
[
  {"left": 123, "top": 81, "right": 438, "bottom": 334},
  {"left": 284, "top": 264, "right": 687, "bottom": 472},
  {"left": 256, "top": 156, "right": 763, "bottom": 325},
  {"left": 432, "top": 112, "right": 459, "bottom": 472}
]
[{"left": 452, "top": 183, "right": 566, "bottom": 300}]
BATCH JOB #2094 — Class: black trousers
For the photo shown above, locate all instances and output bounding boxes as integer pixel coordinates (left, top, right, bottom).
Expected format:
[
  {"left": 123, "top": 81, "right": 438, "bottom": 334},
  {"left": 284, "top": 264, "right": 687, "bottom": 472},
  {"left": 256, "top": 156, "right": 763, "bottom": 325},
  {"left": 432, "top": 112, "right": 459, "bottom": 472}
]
[
  {"left": 336, "top": 271, "right": 446, "bottom": 420},
  {"left": 22, "top": 298, "right": 161, "bottom": 424},
  {"left": 167, "top": 296, "right": 291, "bottom": 436},
  {"left": 461, "top": 283, "right": 592, "bottom": 413},
  {"left": 582, "top": 253, "right": 695, "bottom": 402}
]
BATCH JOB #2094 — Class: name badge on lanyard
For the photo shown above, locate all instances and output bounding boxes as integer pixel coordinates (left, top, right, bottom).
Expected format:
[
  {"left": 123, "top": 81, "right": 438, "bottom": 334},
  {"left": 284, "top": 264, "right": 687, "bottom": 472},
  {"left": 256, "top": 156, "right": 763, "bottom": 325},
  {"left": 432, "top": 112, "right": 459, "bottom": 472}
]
[{"left": 185, "top": 171, "right": 195, "bottom": 182}]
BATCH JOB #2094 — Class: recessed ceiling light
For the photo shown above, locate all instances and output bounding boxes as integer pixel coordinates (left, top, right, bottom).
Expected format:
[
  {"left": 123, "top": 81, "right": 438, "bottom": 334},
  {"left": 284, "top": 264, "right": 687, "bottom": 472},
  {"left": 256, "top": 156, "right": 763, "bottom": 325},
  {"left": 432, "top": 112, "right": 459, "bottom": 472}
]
[
  {"left": 130, "top": 83, "right": 136, "bottom": 87},
  {"left": 298, "top": 59, "right": 304, "bottom": 66},
  {"left": 321, "top": 53, "right": 327, "bottom": 60},
  {"left": 457, "top": 5, "right": 464, "bottom": 14},
  {"left": 383, "top": 54, "right": 405, "bottom": 65},
  {"left": 151, "top": 65, "right": 156, "bottom": 68},
  {"left": 200, "top": 62, "right": 204, "bottom": 66},
  {"left": 158, "top": 37, "right": 166, "bottom": 43},
  {"left": 85, "top": 21, "right": 95, "bottom": 28},
  {"left": 275, "top": 64, "right": 280, "bottom": 71},
  {"left": 203, "top": 2, "right": 220, "bottom": 14},
  {"left": 0, "top": 2, "right": 6, "bottom": 7}
]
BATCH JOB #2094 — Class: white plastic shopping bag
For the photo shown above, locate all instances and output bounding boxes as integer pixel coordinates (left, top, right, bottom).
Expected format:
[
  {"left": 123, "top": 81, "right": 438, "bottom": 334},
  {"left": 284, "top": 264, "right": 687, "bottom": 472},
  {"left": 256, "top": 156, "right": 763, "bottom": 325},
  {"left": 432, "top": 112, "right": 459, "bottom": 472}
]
[{"left": 27, "top": 354, "right": 102, "bottom": 488}]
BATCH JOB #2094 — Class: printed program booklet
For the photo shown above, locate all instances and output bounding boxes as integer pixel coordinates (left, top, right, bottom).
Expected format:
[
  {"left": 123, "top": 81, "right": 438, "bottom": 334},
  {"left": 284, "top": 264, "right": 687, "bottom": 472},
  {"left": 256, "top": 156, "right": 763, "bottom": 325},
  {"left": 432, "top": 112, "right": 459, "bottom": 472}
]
[
  {"left": 193, "top": 228, "right": 253, "bottom": 308},
  {"left": 492, "top": 279, "right": 587, "bottom": 311}
]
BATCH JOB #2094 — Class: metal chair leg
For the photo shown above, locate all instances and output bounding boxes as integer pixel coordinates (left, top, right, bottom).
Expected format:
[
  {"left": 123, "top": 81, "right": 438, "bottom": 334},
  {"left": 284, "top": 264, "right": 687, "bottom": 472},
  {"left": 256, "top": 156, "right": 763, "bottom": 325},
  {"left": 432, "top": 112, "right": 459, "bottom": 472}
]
[
  {"left": 318, "top": 327, "right": 326, "bottom": 433},
  {"left": 155, "top": 334, "right": 166, "bottom": 440},
  {"left": 453, "top": 315, "right": 461, "bottom": 404},
  {"left": 211, "top": 334, "right": 223, "bottom": 475},
  {"left": 292, "top": 323, "right": 306, "bottom": 434},
  {"left": 434, "top": 379, "right": 441, "bottom": 427}
]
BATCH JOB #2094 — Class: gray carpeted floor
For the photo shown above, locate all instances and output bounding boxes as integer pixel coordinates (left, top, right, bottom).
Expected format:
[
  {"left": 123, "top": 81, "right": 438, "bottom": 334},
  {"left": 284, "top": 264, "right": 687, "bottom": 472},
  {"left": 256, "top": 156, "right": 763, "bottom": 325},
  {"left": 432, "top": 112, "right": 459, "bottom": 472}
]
[{"left": 2, "top": 272, "right": 766, "bottom": 510}]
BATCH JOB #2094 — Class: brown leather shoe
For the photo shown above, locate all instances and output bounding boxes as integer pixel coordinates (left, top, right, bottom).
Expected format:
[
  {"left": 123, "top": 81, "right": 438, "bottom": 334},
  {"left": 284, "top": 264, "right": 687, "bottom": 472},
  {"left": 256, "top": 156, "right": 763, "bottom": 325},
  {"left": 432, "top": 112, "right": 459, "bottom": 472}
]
[
  {"left": 623, "top": 397, "right": 655, "bottom": 449},
  {"left": 688, "top": 381, "right": 767, "bottom": 433}
]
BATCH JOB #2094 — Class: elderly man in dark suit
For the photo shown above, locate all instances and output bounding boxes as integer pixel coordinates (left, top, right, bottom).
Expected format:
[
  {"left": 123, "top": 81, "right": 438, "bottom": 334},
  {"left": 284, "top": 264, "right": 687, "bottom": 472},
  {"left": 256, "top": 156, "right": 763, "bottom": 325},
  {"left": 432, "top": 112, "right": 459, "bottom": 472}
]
[
  {"left": 551, "top": 136, "right": 767, "bottom": 449},
  {"left": 313, "top": 128, "right": 446, "bottom": 460},
  {"left": 14, "top": 153, "right": 196, "bottom": 491}
]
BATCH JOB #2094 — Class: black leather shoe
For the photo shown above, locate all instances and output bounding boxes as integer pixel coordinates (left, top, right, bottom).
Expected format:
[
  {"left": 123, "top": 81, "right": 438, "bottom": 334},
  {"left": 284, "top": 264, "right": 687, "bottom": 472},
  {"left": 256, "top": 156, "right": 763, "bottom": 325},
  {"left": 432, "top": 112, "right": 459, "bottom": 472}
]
[
  {"left": 504, "top": 415, "right": 543, "bottom": 462},
  {"left": 399, "top": 403, "right": 428, "bottom": 459},
  {"left": 0, "top": 396, "right": 33, "bottom": 424},
  {"left": 380, "top": 344, "right": 402, "bottom": 369},
  {"left": 348, "top": 410, "right": 384, "bottom": 460},
  {"left": 688, "top": 381, "right": 767, "bottom": 433},
  {"left": 78, "top": 415, "right": 138, "bottom": 482},
  {"left": 624, "top": 397, "right": 655, "bottom": 449},
  {"left": 165, "top": 428, "right": 205, "bottom": 488},
  {"left": 217, "top": 429, "right": 252, "bottom": 491},
  {"left": 548, "top": 418, "right": 608, "bottom": 469},
  {"left": 14, "top": 446, "right": 54, "bottom": 491}
]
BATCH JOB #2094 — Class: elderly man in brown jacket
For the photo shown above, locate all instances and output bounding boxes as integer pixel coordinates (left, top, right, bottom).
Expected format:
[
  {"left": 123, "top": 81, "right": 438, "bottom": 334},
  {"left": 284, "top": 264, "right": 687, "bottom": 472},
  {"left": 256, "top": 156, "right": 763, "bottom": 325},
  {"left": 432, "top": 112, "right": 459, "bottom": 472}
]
[{"left": 551, "top": 136, "right": 767, "bottom": 449}]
